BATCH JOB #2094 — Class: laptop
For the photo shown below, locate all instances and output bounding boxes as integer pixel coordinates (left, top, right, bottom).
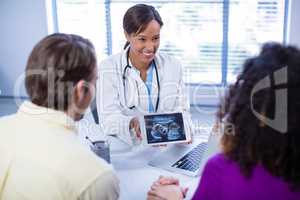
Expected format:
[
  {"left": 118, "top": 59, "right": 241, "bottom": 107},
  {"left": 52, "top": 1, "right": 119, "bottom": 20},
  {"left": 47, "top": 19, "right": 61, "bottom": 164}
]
[{"left": 148, "top": 131, "right": 221, "bottom": 176}]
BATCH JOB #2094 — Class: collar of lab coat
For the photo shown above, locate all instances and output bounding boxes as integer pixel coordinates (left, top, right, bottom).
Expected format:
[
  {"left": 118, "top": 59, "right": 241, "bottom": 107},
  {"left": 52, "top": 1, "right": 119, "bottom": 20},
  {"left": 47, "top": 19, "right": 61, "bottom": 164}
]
[
  {"left": 121, "top": 45, "right": 162, "bottom": 71},
  {"left": 121, "top": 46, "right": 161, "bottom": 113}
]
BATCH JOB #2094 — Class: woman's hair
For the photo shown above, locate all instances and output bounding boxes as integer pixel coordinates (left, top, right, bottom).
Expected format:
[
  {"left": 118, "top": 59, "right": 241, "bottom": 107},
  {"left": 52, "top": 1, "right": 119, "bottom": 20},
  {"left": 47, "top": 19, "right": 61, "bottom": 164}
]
[
  {"left": 25, "top": 33, "right": 96, "bottom": 111},
  {"left": 218, "top": 42, "right": 300, "bottom": 190},
  {"left": 123, "top": 4, "right": 163, "bottom": 49}
]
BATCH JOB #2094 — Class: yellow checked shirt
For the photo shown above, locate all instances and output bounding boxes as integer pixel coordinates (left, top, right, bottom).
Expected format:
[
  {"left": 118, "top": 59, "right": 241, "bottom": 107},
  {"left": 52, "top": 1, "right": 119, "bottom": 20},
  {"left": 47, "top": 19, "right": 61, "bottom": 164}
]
[{"left": 0, "top": 101, "right": 119, "bottom": 200}]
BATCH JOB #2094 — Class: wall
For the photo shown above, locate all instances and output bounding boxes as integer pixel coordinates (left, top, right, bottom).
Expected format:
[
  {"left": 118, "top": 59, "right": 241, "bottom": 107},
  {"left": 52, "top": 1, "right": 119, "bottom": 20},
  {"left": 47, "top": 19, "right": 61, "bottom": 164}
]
[
  {"left": 287, "top": 0, "right": 300, "bottom": 47},
  {"left": 0, "top": 0, "right": 299, "bottom": 99},
  {"left": 0, "top": 0, "right": 48, "bottom": 97}
]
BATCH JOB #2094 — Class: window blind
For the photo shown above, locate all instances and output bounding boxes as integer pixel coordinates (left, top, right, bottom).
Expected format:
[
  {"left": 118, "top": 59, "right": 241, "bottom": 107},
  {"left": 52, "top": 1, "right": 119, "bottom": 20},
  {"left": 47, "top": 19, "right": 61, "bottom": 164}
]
[
  {"left": 55, "top": 0, "right": 287, "bottom": 85},
  {"left": 226, "top": 0, "right": 286, "bottom": 83}
]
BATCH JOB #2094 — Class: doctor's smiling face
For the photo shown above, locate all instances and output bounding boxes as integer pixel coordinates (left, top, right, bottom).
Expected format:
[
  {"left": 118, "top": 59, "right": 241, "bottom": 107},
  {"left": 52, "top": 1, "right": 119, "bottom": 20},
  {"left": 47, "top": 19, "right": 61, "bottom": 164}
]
[
  {"left": 123, "top": 4, "right": 163, "bottom": 69},
  {"left": 125, "top": 19, "right": 161, "bottom": 67}
]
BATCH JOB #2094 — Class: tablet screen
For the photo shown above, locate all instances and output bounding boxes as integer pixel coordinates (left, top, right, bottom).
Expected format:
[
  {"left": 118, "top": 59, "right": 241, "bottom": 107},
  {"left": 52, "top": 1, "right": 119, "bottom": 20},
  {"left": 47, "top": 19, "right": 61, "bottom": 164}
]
[{"left": 144, "top": 113, "right": 186, "bottom": 144}]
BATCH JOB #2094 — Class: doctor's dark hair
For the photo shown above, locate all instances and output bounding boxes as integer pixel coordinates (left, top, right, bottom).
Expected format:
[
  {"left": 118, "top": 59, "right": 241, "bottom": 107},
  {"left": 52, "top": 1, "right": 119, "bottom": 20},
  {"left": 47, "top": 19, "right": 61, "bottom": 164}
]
[
  {"left": 25, "top": 33, "right": 96, "bottom": 111},
  {"left": 217, "top": 42, "right": 300, "bottom": 191},
  {"left": 123, "top": 4, "right": 163, "bottom": 49}
]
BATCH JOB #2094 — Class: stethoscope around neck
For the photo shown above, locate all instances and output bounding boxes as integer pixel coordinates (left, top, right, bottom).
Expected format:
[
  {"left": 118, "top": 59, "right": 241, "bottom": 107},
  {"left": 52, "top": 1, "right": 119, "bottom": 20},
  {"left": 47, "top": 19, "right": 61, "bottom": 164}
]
[{"left": 122, "top": 49, "right": 160, "bottom": 112}]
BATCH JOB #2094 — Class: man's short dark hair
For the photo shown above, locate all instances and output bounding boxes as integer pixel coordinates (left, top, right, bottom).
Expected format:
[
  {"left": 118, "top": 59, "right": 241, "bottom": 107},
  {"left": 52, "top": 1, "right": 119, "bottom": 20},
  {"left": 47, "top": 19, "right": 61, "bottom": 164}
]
[{"left": 25, "top": 33, "right": 96, "bottom": 111}]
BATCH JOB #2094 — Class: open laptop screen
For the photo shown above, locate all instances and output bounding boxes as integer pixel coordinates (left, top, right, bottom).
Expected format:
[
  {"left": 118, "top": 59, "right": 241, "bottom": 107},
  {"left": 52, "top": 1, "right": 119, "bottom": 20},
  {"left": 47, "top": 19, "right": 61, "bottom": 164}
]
[{"left": 144, "top": 113, "right": 187, "bottom": 144}]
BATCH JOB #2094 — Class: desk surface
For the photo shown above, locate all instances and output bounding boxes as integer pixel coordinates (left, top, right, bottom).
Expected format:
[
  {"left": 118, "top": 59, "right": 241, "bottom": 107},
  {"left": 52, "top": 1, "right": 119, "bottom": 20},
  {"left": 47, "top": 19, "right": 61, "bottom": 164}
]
[
  {"left": 110, "top": 138, "right": 204, "bottom": 200},
  {"left": 77, "top": 117, "right": 210, "bottom": 200}
]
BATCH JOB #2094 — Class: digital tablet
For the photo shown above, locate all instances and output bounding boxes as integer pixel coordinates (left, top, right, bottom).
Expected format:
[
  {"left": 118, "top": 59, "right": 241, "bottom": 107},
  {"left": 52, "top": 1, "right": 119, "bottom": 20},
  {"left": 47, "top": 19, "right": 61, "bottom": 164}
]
[{"left": 139, "top": 112, "right": 191, "bottom": 145}]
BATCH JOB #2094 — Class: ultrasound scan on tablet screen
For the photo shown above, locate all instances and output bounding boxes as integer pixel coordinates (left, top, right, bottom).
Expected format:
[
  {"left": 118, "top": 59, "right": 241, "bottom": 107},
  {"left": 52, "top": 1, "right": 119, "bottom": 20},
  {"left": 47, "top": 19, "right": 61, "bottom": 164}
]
[{"left": 144, "top": 113, "right": 186, "bottom": 144}]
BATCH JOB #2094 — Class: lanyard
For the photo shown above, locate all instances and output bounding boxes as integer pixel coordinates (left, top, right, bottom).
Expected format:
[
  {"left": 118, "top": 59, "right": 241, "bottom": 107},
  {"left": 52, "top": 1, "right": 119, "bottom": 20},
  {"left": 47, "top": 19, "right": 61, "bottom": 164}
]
[{"left": 145, "top": 63, "right": 155, "bottom": 112}]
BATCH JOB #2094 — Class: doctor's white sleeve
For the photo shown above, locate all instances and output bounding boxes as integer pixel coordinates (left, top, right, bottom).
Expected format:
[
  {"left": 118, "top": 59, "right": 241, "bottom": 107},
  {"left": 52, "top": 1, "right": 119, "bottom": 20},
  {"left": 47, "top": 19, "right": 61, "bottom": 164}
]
[{"left": 96, "top": 65, "right": 133, "bottom": 145}]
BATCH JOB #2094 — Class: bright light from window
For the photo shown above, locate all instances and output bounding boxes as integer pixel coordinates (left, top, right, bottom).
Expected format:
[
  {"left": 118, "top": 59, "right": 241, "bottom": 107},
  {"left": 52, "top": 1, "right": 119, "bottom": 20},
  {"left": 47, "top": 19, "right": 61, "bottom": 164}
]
[{"left": 55, "top": 0, "right": 286, "bottom": 85}]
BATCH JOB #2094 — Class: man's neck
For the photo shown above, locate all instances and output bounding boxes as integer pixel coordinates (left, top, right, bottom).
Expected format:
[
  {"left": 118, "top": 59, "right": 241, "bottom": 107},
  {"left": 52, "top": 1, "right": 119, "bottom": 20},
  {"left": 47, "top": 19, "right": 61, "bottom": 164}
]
[{"left": 66, "top": 107, "right": 82, "bottom": 121}]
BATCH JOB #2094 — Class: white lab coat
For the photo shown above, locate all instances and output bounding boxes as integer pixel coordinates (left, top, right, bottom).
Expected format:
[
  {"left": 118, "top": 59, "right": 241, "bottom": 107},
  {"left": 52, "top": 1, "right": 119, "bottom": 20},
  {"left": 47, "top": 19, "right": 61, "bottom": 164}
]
[{"left": 96, "top": 47, "right": 193, "bottom": 144}]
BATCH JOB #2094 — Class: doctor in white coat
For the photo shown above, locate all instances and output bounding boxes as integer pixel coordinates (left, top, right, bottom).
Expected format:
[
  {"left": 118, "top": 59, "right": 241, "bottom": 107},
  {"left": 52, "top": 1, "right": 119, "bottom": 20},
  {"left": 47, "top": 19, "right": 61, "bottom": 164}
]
[{"left": 97, "top": 4, "right": 193, "bottom": 145}]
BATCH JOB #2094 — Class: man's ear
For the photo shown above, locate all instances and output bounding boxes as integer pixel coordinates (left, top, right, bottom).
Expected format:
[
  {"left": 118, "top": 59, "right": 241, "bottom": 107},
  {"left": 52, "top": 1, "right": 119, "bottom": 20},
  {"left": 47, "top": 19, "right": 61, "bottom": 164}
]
[
  {"left": 68, "top": 80, "right": 90, "bottom": 119},
  {"left": 74, "top": 80, "right": 88, "bottom": 103}
]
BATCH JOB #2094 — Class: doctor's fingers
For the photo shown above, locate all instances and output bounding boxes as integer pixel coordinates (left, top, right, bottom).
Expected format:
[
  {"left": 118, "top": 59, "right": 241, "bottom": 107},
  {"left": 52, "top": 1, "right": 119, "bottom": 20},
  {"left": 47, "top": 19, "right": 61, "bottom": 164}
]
[
  {"left": 136, "top": 125, "right": 142, "bottom": 139},
  {"left": 129, "top": 117, "right": 138, "bottom": 129},
  {"left": 129, "top": 118, "right": 142, "bottom": 138}
]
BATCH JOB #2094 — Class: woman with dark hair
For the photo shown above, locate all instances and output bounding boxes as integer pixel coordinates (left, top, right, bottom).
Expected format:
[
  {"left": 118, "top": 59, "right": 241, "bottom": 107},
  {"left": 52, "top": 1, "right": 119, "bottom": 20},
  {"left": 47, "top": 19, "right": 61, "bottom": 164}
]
[
  {"left": 97, "top": 4, "right": 193, "bottom": 144},
  {"left": 147, "top": 42, "right": 300, "bottom": 200}
]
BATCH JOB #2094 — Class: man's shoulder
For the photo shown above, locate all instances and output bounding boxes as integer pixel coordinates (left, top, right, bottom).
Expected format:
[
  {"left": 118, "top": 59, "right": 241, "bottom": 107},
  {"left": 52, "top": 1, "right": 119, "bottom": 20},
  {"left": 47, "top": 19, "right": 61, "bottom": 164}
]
[
  {"left": 0, "top": 113, "right": 16, "bottom": 123},
  {"left": 0, "top": 114, "right": 17, "bottom": 132},
  {"left": 53, "top": 136, "right": 113, "bottom": 175},
  {"left": 79, "top": 168, "right": 120, "bottom": 200},
  {"left": 65, "top": 149, "right": 118, "bottom": 198},
  {"left": 38, "top": 135, "right": 117, "bottom": 197}
]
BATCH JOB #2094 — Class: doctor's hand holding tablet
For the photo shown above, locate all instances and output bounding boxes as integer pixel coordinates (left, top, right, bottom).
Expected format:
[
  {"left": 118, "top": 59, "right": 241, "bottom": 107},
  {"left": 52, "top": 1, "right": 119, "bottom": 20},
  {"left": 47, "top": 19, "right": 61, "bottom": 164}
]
[{"left": 96, "top": 4, "right": 194, "bottom": 145}]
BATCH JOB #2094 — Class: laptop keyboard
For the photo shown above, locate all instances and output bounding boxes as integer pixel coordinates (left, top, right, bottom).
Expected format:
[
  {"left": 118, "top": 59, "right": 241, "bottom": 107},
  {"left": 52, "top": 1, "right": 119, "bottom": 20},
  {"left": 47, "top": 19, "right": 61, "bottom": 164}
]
[{"left": 171, "top": 142, "right": 208, "bottom": 172}]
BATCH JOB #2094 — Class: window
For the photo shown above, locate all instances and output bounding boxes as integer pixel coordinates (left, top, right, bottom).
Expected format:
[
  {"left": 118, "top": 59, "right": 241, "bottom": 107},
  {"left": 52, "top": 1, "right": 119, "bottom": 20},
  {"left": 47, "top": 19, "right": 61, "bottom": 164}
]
[{"left": 55, "top": 0, "right": 288, "bottom": 85}]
